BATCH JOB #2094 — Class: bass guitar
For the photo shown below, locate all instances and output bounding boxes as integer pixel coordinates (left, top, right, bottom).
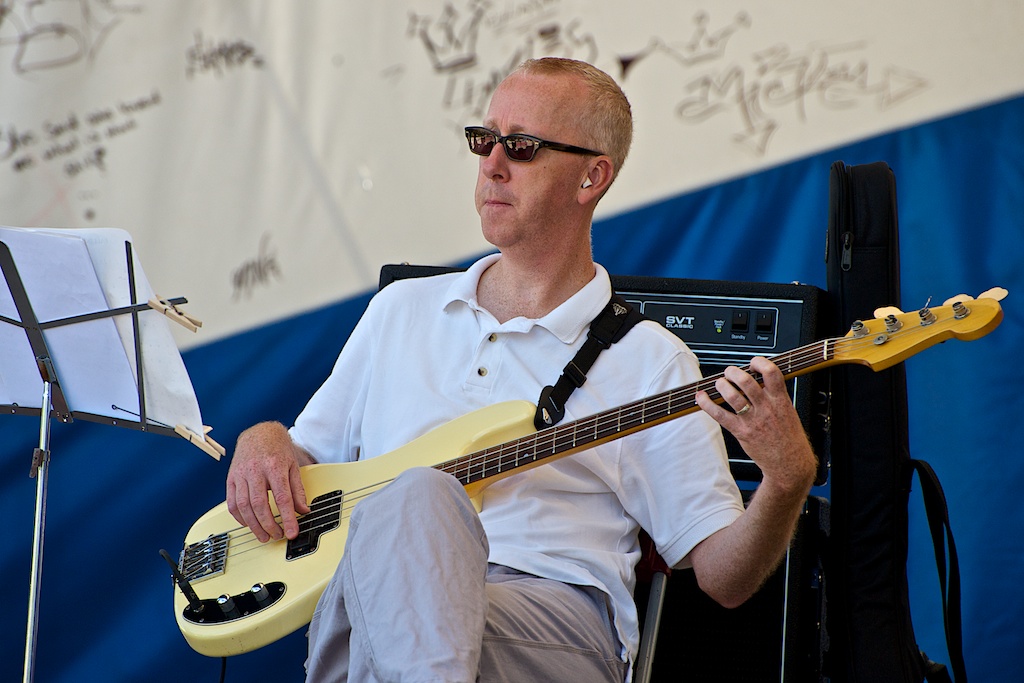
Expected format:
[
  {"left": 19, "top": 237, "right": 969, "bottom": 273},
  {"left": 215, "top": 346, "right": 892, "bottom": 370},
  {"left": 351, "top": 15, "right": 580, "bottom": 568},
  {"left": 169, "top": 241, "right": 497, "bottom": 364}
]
[{"left": 172, "top": 290, "right": 1005, "bottom": 657}]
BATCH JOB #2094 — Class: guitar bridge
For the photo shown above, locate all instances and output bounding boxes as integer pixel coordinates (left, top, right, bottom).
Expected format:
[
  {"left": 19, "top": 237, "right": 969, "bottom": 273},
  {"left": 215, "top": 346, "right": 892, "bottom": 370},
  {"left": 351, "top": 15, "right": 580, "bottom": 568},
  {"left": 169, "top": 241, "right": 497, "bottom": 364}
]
[
  {"left": 286, "top": 489, "right": 343, "bottom": 560},
  {"left": 181, "top": 532, "right": 230, "bottom": 583}
]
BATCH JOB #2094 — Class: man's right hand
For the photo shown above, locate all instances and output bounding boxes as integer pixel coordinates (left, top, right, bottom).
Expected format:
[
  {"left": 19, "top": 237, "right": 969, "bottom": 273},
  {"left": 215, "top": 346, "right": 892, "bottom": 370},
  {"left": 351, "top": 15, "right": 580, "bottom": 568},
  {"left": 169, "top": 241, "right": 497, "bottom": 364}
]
[{"left": 226, "top": 421, "right": 313, "bottom": 542}]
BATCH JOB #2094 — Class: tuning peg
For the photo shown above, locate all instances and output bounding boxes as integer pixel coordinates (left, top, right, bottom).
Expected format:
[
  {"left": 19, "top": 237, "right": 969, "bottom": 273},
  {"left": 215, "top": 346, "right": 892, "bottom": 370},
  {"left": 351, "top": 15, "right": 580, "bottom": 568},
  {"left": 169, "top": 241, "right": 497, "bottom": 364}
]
[
  {"left": 885, "top": 314, "right": 904, "bottom": 332},
  {"left": 874, "top": 305, "right": 903, "bottom": 318},
  {"left": 978, "top": 286, "right": 1008, "bottom": 302},
  {"left": 850, "top": 320, "right": 869, "bottom": 337},
  {"left": 944, "top": 287, "right": 1008, "bottom": 307}
]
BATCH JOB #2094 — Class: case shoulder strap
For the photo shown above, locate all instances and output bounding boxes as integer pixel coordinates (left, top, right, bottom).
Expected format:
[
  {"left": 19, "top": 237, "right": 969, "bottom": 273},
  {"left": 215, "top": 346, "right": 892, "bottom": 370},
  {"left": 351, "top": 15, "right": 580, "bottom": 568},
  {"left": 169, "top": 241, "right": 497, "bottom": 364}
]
[{"left": 911, "top": 458, "right": 967, "bottom": 682}]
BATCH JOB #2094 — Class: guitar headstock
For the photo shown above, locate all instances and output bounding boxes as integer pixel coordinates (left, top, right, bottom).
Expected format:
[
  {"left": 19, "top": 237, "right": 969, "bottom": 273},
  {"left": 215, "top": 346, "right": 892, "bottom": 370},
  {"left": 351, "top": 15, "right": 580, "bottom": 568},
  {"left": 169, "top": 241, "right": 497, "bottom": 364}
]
[{"left": 832, "top": 288, "right": 1006, "bottom": 371}]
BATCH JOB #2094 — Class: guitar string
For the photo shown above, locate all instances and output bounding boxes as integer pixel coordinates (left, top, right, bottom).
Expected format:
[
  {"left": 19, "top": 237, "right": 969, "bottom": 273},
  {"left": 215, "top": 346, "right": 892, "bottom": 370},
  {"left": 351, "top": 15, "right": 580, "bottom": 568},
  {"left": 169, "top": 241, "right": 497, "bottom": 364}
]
[
  {"left": 388, "top": 328, "right": 910, "bottom": 498},
  {"left": 190, "top": 323, "right": 942, "bottom": 570},
  {"left": 184, "top": 489, "right": 394, "bottom": 575},
  {"left": 184, "top": 483, "right": 392, "bottom": 573},
  {"left": 189, "top": 333, "right": 851, "bottom": 567},
  {"left": 439, "top": 334, "right": 848, "bottom": 479}
]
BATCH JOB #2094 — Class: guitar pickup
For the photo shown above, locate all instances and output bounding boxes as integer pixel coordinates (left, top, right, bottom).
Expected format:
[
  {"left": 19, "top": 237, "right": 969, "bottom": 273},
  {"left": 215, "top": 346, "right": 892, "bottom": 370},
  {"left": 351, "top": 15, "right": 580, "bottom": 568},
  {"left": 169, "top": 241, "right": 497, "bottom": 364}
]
[{"left": 286, "top": 489, "right": 344, "bottom": 561}]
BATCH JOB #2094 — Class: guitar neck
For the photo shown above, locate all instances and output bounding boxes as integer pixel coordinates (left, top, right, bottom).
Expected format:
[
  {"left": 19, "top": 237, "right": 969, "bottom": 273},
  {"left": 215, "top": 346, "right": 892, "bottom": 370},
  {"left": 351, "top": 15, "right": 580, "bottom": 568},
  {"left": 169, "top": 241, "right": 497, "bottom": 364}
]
[
  {"left": 436, "top": 291, "right": 1006, "bottom": 488},
  {"left": 438, "top": 338, "right": 835, "bottom": 487}
]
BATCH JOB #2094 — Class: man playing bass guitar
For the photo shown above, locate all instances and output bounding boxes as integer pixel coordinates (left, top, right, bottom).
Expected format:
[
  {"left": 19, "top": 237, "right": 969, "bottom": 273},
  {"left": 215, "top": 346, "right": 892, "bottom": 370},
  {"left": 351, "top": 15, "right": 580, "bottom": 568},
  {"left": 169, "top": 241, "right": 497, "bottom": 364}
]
[{"left": 225, "top": 58, "right": 818, "bottom": 682}]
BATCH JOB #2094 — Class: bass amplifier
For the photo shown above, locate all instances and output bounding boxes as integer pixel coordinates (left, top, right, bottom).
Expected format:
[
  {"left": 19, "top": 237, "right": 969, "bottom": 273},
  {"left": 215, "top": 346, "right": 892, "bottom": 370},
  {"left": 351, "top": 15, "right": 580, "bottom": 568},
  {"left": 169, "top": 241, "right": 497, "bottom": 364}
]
[
  {"left": 611, "top": 277, "right": 829, "bottom": 683},
  {"left": 611, "top": 275, "right": 826, "bottom": 484},
  {"left": 380, "top": 265, "right": 828, "bottom": 485}
]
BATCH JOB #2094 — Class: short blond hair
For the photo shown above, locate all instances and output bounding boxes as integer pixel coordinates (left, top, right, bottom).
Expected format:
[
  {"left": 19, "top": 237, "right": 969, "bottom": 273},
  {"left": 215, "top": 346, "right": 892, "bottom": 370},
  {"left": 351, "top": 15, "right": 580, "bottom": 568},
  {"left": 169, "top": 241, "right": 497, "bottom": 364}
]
[{"left": 512, "top": 58, "right": 633, "bottom": 182}]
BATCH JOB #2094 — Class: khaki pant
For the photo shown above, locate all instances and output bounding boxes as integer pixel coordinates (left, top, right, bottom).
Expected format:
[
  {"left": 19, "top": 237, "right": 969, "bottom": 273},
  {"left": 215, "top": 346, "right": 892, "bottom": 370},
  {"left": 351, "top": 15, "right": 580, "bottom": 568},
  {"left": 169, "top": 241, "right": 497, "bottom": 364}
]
[{"left": 306, "top": 467, "right": 627, "bottom": 682}]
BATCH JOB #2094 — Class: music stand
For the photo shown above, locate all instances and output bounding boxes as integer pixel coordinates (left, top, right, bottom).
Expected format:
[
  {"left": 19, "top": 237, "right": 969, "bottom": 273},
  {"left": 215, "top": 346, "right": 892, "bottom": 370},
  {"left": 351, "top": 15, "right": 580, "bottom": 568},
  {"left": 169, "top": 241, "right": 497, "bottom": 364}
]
[{"left": 0, "top": 227, "right": 223, "bottom": 683}]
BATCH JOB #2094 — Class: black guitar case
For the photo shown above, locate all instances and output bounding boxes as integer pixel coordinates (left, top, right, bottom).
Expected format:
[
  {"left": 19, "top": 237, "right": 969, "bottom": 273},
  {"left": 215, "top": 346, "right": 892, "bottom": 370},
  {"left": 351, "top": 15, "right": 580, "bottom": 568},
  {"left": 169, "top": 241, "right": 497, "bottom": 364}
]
[{"left": 824, "top": 160, "right": 966, "bottom": 683}]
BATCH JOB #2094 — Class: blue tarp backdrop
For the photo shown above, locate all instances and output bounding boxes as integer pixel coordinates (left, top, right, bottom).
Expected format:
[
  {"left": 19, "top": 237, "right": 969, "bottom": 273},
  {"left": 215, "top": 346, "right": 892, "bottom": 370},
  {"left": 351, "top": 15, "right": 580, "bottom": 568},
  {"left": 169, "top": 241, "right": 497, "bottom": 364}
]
[{"left": 2, "top": 94, "right": 1021, "bottom": 681}]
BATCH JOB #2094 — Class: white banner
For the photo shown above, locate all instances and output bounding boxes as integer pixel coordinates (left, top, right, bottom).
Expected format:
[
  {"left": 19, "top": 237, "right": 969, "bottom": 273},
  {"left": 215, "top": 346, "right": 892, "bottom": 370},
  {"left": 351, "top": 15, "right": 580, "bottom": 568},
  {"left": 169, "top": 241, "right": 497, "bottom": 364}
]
[{"left": 2, "top": 1, "right": 1022, "bottom": 347}]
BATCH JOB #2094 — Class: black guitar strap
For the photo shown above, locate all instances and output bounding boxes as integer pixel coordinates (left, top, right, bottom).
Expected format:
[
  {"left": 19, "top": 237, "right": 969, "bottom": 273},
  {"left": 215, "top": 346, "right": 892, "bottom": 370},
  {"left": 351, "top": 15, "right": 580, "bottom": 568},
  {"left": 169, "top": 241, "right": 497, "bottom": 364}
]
[{"left": 534, "top": 294, "right": 644, "bottom": 430}]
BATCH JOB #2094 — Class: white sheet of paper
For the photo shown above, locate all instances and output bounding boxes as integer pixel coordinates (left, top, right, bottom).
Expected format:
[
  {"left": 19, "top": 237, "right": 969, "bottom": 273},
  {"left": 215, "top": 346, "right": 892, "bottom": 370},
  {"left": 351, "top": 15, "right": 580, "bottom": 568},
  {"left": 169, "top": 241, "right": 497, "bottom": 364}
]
[{"left": 0, "top": 227, "right": 204, "bottom": 437}]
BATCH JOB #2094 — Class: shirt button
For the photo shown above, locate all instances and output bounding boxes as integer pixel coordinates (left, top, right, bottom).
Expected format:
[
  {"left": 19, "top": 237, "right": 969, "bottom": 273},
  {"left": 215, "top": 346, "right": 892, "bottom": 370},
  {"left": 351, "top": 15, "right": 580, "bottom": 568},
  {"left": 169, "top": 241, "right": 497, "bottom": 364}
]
[
  {"left": 488, "top": 333, "right": 498, "bottom": 342},
  {"left": 477, "top": 367, "right": 488, "bottom": 377}
]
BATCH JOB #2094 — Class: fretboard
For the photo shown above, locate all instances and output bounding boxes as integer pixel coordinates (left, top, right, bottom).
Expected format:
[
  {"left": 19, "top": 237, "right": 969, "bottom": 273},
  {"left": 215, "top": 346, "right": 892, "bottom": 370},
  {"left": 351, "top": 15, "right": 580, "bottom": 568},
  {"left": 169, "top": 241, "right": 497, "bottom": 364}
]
[{"left": 437, "top": 337, "right": 835, "bottom": 486}]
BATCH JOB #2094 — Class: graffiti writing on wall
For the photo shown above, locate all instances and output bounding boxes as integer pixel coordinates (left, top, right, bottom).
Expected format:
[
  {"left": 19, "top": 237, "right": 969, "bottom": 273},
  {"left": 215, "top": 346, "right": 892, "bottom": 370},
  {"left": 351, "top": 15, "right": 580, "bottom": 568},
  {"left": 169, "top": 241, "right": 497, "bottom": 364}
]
[
  {"left": 1, "top": 12, "right": 266, "bottom": 185},
  {"left": 0, "top": 89, "right": 161, "bottom": 178},
  {"left": 185, "top": 30, "right": 265, "bottom": 79},
  {"left": 0, "top": 0, "right": 142, "bottom": 74},
  {"left": 629, "top": 27, "right": 930, "bottom": 155},
  {"left": 231, "top": 233, "right": 282, "bottom": 300},
  {"left": 407, "top": 0, "right": 597, "bottom": 124},
  {"left": 404, "top": 3, "right": 929, "bottom": 156}
]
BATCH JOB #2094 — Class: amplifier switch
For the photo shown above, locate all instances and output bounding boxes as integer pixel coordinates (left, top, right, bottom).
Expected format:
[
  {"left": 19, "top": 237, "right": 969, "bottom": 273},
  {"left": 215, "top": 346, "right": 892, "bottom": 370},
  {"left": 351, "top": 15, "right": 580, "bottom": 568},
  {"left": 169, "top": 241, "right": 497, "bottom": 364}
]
[{"left": 755, "top": 311, "right": 775, "bottom": 334}]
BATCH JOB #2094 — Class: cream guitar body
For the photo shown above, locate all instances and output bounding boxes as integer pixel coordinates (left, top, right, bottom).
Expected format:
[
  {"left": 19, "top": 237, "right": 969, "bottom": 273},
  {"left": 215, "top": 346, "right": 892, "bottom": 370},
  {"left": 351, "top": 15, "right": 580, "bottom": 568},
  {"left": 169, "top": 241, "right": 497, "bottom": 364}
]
[{"left": 176, "top": 400, "right": 538, "bottom": 657}]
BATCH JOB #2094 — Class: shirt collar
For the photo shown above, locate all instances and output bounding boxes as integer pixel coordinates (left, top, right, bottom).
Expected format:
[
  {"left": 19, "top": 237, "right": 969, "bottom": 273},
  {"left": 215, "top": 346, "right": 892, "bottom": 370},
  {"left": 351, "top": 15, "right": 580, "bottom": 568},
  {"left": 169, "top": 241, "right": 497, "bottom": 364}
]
[{"left": 444, "top": 253, "right": 612, "bottom": 344}]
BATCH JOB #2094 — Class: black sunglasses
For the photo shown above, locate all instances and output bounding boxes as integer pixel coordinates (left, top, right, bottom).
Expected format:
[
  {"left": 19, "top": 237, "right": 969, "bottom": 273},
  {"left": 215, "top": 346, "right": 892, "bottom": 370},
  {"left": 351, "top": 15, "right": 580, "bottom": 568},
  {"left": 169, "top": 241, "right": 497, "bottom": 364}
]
[{"left": 464, "top": 126, "right": 604, "bottom": 162}]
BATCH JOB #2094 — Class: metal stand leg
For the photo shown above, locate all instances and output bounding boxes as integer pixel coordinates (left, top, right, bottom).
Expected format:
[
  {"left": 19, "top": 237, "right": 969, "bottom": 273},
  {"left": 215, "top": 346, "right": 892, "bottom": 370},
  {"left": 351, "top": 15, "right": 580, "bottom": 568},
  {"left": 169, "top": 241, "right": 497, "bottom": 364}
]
[
  {"left": 23, "top": 379, "right": 53, "bottom": 683},
  {"left": 635, "top": 571, "right": 668, "bottom": 683}
]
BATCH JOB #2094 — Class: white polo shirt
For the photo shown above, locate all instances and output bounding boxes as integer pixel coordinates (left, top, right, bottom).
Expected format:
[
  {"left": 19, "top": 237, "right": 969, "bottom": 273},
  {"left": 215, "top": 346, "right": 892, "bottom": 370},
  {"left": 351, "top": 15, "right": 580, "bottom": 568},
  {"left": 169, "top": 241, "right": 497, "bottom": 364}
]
[{"left": 290, "top": 253, "right": 744, "bottom": 661}]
